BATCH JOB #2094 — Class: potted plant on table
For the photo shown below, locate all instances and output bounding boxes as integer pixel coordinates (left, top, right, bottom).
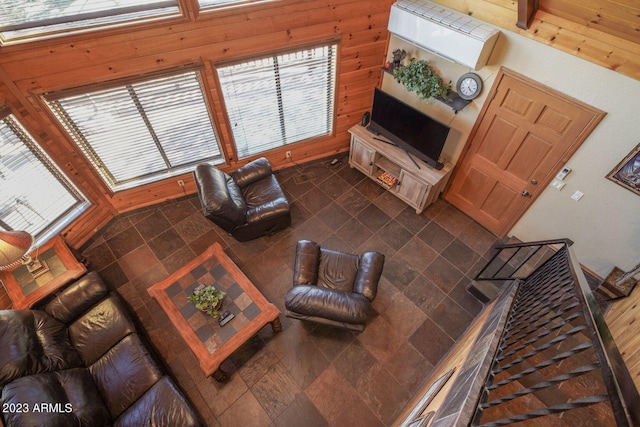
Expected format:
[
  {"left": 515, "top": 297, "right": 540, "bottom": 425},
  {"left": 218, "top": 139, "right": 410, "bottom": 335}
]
[
  {"left": 392, "top": 58, "right": 451, "bottom": 101},
  {"left": 188, "top": 284, "right": 226, "bottom": 318}
]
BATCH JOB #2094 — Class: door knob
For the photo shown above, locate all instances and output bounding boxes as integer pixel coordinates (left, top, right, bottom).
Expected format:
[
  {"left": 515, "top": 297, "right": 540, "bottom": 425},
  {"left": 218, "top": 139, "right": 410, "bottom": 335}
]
[
  {"left": 521, "top": 190, "right": 531, "bottom": 197},
  {"left": 531, "top": 179, "right": 538, "bottom": 185}
]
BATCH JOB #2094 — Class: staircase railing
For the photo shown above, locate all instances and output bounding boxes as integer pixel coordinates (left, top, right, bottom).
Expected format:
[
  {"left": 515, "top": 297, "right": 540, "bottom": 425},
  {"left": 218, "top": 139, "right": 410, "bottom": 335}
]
[
  {"left": 470, "top": 240, "right": 640, "bottom": 426},
  {"left": 475, "top": 238, "right": 574, "bottom": 282}
]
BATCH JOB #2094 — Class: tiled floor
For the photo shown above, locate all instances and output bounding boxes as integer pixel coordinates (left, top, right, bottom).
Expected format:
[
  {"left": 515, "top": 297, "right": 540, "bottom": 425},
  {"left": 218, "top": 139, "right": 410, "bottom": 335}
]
[{"left": 81, "top": 157, "right": 499, "bottom": 427}]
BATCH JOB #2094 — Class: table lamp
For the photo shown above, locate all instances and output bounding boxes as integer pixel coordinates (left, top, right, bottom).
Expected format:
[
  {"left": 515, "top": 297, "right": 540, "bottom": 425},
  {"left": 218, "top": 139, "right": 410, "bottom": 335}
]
[{"left": 0, "top": 230, "right": 48, "bottom": 277}]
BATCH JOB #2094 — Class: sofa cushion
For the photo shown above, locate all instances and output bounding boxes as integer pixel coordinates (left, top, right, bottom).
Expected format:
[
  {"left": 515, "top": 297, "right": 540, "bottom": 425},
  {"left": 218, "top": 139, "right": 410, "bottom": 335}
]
[
  {"left": 114, "top": 376, "right": 202, "bottom": 427},
  {"left": 69, "top": 294, "right": 137, "bottom": 366},
  {"left": 0, "top": 368, "right": 110, "bottom": 427},
  {"left": 89, "top": 334, "right": 163, "bottom": 418},
  {"left": 44, "top": 271, "right": 109, "bottom": 324},
  {"left": 0, "top": 311, "right": 82, "bottom": 387}
]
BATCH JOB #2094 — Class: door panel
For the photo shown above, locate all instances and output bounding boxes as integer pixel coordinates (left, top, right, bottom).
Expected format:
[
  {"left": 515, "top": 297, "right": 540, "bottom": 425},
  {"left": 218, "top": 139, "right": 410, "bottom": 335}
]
[{"left": 445, "top": 68, "right": 605, "bottom": 236}]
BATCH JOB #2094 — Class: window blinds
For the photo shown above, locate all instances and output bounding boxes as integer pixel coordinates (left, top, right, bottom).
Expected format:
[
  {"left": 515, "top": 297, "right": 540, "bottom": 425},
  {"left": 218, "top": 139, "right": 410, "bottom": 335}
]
[
  {"left": 47, "top": 71, "right": 223, "bottom": 192},
  {"left": 217, "top": 43, "right": 337, "bottom": 158},
  {"left": 0, "top": 113, "right": 88, "bottom": 238},
  {"left": 0, "top": 0, "right": 178, "bottom": 41}
]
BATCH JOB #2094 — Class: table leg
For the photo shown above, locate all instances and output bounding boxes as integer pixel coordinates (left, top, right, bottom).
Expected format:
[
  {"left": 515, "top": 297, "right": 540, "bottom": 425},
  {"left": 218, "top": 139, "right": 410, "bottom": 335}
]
[
  {"left": 271, "top": 317, "right": 282, "bottom": 333},
  {"left": 213, "top": 368, "right": 228, "bottom": 383}
]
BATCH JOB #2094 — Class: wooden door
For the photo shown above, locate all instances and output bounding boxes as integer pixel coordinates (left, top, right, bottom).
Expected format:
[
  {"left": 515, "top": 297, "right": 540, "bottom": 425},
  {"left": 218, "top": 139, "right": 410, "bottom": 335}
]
[{"left": 445, "top": 68, "right": 605, "bottom": 236}]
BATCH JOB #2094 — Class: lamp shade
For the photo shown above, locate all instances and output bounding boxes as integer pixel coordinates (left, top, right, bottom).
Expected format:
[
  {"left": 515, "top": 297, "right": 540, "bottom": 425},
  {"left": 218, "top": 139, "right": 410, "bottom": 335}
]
[{"left": 0, "top": 230, "right": 34, "bottom": 271}]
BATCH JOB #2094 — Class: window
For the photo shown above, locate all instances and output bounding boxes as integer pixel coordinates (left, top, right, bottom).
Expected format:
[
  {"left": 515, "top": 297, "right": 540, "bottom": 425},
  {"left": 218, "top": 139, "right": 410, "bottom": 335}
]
[
  {"left": 0, "top": 111, "right": 89, "bottom": 241},
  {"left": 0, "top": 0, "right": 179, "bottom": 44},
  {"left": 198, "top": 0, "right": 270, "bottom": 9},
  {"left": 217, "top": 43, "right": 337, "bottom": 158},
  {"left": 46, "top": 69, "right": 223, "bottom": 192}
]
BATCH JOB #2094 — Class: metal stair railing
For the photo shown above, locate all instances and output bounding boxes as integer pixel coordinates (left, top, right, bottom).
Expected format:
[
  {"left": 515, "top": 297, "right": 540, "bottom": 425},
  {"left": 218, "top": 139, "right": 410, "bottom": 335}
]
[
  {"left": 475, "top": 238, "right": 574, "bottom": 282},
  {"left": 470, "top": 240, "right": 640, "bottom": 427}
]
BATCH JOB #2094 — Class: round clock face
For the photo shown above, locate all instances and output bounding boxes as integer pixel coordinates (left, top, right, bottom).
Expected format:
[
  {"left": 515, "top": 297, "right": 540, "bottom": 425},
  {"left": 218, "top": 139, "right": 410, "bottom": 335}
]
[{"left": 456, "top": 73, "right": 482, "bottom": 100}]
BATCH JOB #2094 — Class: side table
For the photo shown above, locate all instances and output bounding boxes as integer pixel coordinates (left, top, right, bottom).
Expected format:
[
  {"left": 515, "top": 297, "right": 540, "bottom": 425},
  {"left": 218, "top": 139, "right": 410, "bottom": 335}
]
[{"left": 0, "top": 235, "right": 87, "bottom": 309}]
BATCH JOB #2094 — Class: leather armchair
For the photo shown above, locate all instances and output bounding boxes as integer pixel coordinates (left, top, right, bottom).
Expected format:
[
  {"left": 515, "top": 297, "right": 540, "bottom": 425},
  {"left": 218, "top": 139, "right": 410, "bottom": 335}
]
[
  {"left": 285, "top": 240, "right": 385, "bottom": 332},
  {"left": 194, "top": 157, "right": 291, "bottom": 242}
]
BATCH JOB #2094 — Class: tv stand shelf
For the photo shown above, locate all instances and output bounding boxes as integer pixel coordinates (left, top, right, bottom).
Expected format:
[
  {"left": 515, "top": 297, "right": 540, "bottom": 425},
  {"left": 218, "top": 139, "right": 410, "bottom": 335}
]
[{"left": 348, "top": 125, "right": 453, "bottom": 214}]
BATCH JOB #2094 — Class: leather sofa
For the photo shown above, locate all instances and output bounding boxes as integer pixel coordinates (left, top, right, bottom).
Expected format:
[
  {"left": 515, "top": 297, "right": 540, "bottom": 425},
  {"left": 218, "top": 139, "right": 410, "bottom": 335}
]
[
  {"left": 194, "top": 157, "right": 291, "bottom": 242},
  {"left": 284, "top": 240, "right": 385, "bottom": 332},
  {"left": 0, "top": 272, "right": 203, "bottom": 427}
]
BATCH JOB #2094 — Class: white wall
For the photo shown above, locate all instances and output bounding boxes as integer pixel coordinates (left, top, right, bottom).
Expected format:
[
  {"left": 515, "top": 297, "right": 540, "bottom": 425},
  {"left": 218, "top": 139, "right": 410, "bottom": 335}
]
[{"left": 383, "top": 29, "right": 640, "bottom": 278}]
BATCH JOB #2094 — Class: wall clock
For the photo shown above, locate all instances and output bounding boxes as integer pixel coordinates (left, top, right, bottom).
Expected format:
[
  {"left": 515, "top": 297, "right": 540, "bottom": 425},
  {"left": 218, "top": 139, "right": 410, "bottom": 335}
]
[{"left": 456, "top": 72, "right": 482, "bottom": 100}]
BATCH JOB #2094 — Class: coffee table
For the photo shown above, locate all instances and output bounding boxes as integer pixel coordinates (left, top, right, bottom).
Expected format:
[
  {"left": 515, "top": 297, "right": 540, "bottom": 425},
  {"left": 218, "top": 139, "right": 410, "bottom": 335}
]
[{"left": 148, "top": 242, "right": 281, "bottom": 381}]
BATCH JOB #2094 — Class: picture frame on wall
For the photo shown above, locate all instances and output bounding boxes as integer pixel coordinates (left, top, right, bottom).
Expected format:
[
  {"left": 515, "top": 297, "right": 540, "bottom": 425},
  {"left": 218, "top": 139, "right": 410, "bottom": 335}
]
[{"left": 607, "top": 143, "right": 640, "bottom": 196}]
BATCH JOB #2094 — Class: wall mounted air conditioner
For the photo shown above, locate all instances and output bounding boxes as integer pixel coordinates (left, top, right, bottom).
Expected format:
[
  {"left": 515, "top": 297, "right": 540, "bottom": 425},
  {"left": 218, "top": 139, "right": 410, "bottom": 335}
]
[{"left": 388, "top": 0, "right": 500, "bottom": 70}]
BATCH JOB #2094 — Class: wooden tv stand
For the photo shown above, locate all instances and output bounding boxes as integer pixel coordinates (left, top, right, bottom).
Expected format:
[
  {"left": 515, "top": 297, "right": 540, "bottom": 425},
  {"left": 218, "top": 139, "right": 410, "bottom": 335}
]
[{"left": 348, "top": 125, "right": 452, "bottom": 214}]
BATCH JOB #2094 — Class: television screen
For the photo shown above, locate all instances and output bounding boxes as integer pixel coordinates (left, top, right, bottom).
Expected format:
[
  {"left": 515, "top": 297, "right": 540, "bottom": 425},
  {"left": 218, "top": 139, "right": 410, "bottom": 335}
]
[{"left": 368, "top": 88, "right": 450, "bottom": 170}]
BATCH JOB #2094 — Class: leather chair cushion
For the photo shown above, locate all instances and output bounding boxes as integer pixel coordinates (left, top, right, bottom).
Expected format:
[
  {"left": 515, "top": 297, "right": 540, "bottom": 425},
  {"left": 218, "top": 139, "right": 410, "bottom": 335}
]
[
  {"left": 230, "top": 157, "right": 272, "bottom": 188},
  {"left": 0, "top": 311, "right": 82, "bottom": 387},
  {"left": 318, "top": 248, "right": 360, "bottom": 293},
  {"left": 44, "top": 271, "right": 109, "bottom": 324},
  {"left": 69, "top": 294, "right": 137, "bottom": 366},
  {"left": 242, "top": 174, "right": 289, "bottom": 218},
  {"left": 89, "top": 334, "right": 163, "bottom": 418},
  {"left": 114, "top": 376, "right": 202, "bottom": 427},
  {"left": 0, "top": 368, "right": 110, "bottom": 427},
  {"left": 194, "top": 164, "right": 247, "bottom": 231},
  {"left": 285, "top": 284, "right": 371, "bottom": 324}
]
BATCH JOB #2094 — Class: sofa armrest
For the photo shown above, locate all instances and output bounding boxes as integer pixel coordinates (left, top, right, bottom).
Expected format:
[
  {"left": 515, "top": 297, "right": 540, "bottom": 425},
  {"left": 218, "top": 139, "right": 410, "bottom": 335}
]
[
  {"left": 353, "top": 252, "right": 384, "bottom": 301},
  {"left": 293, "top": 240, "right": 321, "bottom": 286},
  {"left": 231, "top": 157, "right": 272, "bottom": 188},
  {"left": 44, "top": 271, "right": 109, "bottom": 324}
]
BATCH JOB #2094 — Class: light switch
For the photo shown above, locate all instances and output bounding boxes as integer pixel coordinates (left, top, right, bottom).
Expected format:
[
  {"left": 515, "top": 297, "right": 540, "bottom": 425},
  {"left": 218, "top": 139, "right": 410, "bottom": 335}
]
[
  {"left": 550, "top": 179, "right": 565, "bottom": 191},
  {"left": 571, "top": 190, "right": 584, "bottom": 201}
]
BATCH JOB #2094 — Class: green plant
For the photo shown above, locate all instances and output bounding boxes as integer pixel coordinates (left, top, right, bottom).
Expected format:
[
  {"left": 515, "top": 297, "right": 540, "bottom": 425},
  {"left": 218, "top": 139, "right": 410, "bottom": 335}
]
[
  {"left": 188, "top": 285, "right": 226, "bottom": 318},
  {"left": 392, "top": 58, "right": 451, "bottom": 101}
]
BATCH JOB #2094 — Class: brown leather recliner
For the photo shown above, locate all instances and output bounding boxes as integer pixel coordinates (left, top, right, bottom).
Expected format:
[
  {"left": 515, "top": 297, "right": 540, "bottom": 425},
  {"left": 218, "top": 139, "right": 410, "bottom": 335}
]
[
  {"left": 284, "top": 240, "right": 385, "bottom": 332},
  {"left": 194, "top": 157, "right": 291, "bottom": 242}
]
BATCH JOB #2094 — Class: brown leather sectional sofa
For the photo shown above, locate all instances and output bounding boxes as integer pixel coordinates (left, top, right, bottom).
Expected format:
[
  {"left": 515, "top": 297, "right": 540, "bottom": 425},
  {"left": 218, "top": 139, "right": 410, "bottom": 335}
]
[{"left": 0, "top": 272, "right": 203, "bottom": 427}]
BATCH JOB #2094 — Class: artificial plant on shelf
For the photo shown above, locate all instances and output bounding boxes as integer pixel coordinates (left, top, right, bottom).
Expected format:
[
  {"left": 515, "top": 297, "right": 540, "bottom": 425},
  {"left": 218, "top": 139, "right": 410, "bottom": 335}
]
[
  {"left": 188, "top": 284, "right": 226, "bottom": 318},
  {"left": 392, "top": 58, "right": 452, "bottom": 101}
]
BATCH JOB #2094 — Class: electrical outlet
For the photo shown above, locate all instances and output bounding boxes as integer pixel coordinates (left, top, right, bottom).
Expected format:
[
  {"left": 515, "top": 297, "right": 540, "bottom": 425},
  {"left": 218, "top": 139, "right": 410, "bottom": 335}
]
[
  {"left": 286, "top": 151, "right": 292, "bottom": 158},
  {"left": 177, "top": 180, "right": 185, "bottom": 187}
]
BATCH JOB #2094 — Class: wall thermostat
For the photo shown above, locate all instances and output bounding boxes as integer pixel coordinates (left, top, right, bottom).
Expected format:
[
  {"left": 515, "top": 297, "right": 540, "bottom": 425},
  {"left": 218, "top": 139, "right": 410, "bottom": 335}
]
[{"left": 556, "top": 167, "right": 572, "bottom": 180}]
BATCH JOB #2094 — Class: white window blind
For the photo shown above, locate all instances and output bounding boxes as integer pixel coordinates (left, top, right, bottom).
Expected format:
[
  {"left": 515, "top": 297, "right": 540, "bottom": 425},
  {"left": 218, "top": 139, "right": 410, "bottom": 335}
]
[
  {"left": 199, "top": 0, "right": 247, "bottom": 7},
  {"left": 0, "top": 112, "right": 89, "bottom": 239},
  {"left": 0, "top": 0, "right": 179, "bottom": 43},
  {"left": 46, "top": 70, "right": 223, "bottom": 192},
  {"left": 218, "top": 43, "right": 337, "bottom": 158}
]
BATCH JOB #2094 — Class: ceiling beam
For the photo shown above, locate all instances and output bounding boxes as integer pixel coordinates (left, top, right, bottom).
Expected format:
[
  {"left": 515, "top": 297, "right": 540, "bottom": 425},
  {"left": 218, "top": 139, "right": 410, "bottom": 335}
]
[{"left": 517, "top": 0, "right": 538, "bottom": 30}]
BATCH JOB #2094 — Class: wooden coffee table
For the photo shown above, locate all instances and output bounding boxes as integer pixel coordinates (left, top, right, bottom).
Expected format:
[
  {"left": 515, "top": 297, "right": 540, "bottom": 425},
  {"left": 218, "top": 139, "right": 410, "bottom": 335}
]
[{"left": 148, "top": 242, "right": 281, "bottom": 381}]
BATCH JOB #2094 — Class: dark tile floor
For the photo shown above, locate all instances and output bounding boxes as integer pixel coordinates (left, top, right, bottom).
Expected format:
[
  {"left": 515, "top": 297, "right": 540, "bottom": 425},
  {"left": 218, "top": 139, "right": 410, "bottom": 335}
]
[{"left": 81, "top": 157, "right": 499, "bottom": 427}]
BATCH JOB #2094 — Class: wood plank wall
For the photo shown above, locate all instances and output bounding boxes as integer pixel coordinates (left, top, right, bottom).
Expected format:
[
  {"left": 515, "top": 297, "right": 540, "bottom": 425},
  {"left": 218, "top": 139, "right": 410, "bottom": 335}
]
[
  {"left": 605, "top": 285, "right": 640, "bottom": 392},
  {"left": 0, "top": 0, "right": 394, "bottom": 248}
]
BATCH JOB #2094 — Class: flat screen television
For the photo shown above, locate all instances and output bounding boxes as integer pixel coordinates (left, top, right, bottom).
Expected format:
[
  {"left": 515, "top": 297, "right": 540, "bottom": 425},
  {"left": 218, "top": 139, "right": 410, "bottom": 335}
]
[{"left": 368, "top": 88, "right": 450, "bottom": 170}]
